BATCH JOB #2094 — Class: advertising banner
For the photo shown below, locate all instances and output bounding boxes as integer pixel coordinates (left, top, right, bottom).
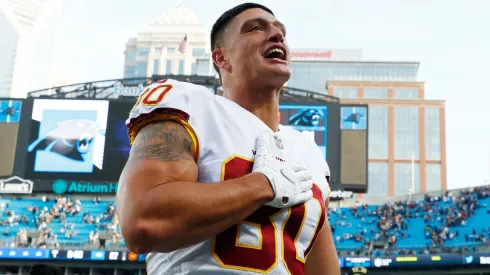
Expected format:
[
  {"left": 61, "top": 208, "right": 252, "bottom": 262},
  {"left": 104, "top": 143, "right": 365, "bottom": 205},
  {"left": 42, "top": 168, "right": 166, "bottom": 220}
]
[
  {"left": 0, "top": 176, "right": 33, "bottom": 194},
  {"left": 34, "top": 179, "right": 118, "bottom": 194}
]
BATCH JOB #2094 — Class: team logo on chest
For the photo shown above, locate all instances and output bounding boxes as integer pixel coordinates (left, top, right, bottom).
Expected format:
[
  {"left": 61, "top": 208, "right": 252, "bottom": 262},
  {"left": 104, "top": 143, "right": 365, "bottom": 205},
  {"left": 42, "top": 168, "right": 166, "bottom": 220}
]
[{"left": 273, "top": 134, "right": 284, "bottom": 150}]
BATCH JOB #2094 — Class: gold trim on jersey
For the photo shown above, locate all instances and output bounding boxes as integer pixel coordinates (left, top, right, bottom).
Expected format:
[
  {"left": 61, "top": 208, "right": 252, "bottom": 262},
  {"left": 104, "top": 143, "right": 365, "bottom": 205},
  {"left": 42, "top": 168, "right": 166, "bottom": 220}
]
[
  {"left": 219, "top": 154, "right": 254, "bottom": 182},
  {"left": 128, "top": 114, "right": 199, "bottom": 162},
  {"left": 303, "top": 190, "right": 323, "bottom": 261},
  {"left": 282, "top": 183, "right": 326, "bottom": 274},
  {"left": 281, "top": 206, "right": 293, "bottom": 274},
  {"left": 210, "top": 211, "right": 282, "bottom": 274},
  {"left": 235, "top": 221, "right": 263, "bottom": 250},
  {"left": 295, "top": 202, "right": 308, "bottom": 263},
  {"left": 212, "top": 154, "right": 280, "bottom": 273}
]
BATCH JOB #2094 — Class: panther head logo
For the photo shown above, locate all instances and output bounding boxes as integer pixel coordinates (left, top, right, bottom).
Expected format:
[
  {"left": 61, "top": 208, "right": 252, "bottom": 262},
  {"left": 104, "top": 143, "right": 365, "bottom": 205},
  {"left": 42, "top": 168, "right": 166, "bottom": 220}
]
[
  {"left": 288, "top": 108, "right": 324, "bottom": 127},
  {"left": 28, "top": 120, "right": 101, "bottom": 161},
  {"left": 344, "top": 113, "right": 364, "bottom": 124}
]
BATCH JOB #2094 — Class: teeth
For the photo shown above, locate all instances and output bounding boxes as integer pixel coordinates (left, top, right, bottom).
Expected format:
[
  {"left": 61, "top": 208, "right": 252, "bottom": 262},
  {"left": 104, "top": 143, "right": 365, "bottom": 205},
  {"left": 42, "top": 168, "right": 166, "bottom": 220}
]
[{"left": 266, "top": 48, "right": 284, "bottom": 57}]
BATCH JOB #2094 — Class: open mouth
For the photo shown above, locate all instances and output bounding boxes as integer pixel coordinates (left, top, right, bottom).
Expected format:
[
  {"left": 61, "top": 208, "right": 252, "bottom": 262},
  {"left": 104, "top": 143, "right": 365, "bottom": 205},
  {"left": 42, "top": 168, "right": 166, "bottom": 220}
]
[{"left": 264, "top": 47, "right": 287, "bottom": 62}]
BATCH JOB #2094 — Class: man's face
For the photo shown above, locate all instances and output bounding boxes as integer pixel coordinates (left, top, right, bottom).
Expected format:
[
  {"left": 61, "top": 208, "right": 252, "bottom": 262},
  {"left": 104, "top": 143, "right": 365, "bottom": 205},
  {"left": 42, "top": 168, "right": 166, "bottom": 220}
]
[{"left": 222, "top": 8, "right": 291, "bottom": 86}]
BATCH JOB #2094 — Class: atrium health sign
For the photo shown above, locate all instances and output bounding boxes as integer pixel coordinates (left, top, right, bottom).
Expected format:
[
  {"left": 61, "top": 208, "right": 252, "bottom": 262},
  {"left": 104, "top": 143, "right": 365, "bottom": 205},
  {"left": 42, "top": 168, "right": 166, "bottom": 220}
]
[{"left": 52, "top": 179, "right": 118, "bottom": 194}]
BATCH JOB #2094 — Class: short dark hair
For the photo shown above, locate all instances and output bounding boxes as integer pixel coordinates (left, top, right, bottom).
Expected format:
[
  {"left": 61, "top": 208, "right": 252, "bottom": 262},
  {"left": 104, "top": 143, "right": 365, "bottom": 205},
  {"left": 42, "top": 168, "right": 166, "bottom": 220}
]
[{"left": 210, "top": 3, "right": 274, "bottom": 74}]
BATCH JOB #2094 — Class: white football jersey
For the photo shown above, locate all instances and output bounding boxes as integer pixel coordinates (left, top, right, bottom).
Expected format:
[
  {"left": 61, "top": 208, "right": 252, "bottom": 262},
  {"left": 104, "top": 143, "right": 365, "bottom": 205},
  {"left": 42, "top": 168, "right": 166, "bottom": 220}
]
[{"left": 126, "top": 79, "right": 331, "bottom": 275}]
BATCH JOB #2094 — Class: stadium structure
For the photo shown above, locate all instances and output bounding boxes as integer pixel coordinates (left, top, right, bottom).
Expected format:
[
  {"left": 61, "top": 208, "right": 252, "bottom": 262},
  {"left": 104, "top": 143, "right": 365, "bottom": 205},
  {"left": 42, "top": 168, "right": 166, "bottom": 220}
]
[
  {"left": 0, "top": 75, "right": 488, "bottom": 275},
  {"left": 0, "top": 3, "right": 474, "bottom": 275}
]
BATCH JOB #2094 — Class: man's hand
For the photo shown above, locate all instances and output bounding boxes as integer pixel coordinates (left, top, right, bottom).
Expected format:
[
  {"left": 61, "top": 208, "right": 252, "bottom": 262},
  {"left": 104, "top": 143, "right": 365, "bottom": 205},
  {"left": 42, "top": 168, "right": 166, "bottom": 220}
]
[{"left": 252, "top": 131, "right": 313, "bottom": 208}]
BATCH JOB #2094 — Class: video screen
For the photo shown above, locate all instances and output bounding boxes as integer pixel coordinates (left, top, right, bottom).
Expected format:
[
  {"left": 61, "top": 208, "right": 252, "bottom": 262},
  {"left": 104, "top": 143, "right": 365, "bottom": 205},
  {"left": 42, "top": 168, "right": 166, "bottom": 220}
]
[
  {"left": 0, "top": 100, "right": 22, "bottom": 123},
  {"left": 25, "top": 99, "right": 109, "bottom": 179},
  {"left": 279, "top": 105, "right": 328, "bottom": 158},
  {"left": 339, "top": 105, "right": 368, "bottom": 191},
  {"left": 0, "top": 99, "right": 22, "bottom": 176},
  {"left": 340, "top": 106, "right": 367, "bottom": 130},
  {"left": 102, "top": 101, "right": 134, "bottom": 176}
]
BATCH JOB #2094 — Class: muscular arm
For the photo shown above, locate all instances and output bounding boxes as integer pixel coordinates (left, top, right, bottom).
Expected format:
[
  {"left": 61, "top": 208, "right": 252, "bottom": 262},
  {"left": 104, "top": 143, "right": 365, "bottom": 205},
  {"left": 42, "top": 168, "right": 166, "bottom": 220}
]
[
  {"left": 116, "top": 121, "right": 273, "bottom": 254},
  {"left": 305, "top": 201, "right": 341, "bottom": 275}
]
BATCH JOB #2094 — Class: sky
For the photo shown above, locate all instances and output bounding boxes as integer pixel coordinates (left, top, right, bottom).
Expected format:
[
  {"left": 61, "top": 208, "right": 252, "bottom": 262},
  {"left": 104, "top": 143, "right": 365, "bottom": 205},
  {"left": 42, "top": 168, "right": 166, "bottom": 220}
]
[{"left": 42, "top": 0, "right": 490, "bottom": 190}]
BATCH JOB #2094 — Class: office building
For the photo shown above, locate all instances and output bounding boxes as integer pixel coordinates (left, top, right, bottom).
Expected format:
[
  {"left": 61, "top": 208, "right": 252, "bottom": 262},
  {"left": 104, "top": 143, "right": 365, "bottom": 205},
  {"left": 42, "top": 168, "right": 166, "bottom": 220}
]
[
  {"left": 284, "top": 49, "right": 446, "bottom": 196},
  {"left": 329, "top": 80, "right": 446, "bottom": 197},
  {"left": 123, "top": 7, "right": 211, "bottom": 79},
  {"left": 121, "top": 5, "right": 447, "bottom": 196},
  {"left": 287, "top": 49, "right": 418, "bottom": 93},
  {"left": 0, "top": 0, "right": 61, "bottom": 98}
]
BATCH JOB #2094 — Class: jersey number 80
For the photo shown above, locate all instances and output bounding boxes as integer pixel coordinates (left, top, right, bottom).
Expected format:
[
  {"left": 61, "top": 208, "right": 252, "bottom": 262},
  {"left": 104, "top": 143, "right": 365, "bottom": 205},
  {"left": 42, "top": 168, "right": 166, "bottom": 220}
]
[{"left": 212, "top": 155, "right": 326, "bottom": 274}]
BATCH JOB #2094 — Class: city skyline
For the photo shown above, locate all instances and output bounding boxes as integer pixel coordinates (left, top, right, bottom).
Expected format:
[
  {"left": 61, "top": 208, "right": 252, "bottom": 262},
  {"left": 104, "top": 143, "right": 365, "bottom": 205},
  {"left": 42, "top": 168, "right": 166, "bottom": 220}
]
[
  {"left": 5, "top": 0, "right": 490, "bottom": 191},
  {"left": 0, "top": 0, "right": 62, "bottom": 98}
]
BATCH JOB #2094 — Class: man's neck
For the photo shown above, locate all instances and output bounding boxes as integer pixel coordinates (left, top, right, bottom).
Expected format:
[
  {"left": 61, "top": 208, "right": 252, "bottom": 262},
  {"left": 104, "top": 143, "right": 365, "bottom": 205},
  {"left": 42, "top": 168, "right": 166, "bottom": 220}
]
[{"left": 224, "top": 84, "right": 281, "bottom": 132}]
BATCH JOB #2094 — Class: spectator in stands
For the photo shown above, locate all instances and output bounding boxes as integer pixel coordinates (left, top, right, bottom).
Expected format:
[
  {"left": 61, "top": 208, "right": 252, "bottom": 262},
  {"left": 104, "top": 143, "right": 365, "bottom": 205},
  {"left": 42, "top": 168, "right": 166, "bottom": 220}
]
[
  {"left": 93, "top": 196, "right": 101, "bottom": 205},
  {"left": 15, "top": 228, "right": 28, "bottom": 247},
  {"left": 46, "top": 234, "right": 60, "bottom": 249},
  {"left": 0, "top": 200, "right": 9, "bottom": 211},
  {"left": 331, "top": 185, "right": 490, "bottom": 256},
  {"left": 89, "top": 230, "right": 99, "bottom": 247},
  {"left": 1, "top": 185, "right": 486, "bottom": 256}
]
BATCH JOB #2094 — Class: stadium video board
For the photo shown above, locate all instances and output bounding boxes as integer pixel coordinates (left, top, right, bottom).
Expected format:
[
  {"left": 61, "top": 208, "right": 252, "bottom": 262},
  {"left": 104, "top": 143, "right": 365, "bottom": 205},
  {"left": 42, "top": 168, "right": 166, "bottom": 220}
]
[
  {"left": 0, "top": 99, "right": 23, "bottom": 176},
  {"left": 26, "top": 99, "right": 109, "bottom": 174},
  {"left": 279, "top": 105, "right": 328, "bottom": 158},
  {"left": 1, "top": 247, "right": 490, "bottom": 270},
  {"left": 13, "top": 98, "right": 345, "bottom": 187},
  {"left": 101, "top": 102, "right": 330, "bottom": 177},
  {"left": 13, "top": 98, "right": 117, "bottom": 181},
  {"left": 339, "top": 105, "right": 368, "bottom": 193},
  {"left": 0, "top": 99, "right": 22, "bottom": 123},
  {"left": 22, "top": 99, "right": 109, "bottom": 180}
]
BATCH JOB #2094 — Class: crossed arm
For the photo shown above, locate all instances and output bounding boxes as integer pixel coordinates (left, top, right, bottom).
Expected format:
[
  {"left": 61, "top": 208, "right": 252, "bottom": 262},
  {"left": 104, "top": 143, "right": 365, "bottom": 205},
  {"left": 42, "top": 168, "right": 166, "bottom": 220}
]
[
  {"left": 116, "top": 120, "right": 273, "bottom": 253},
  {"left": 118, "top": 119, "right": 340, "bottom": 274}
]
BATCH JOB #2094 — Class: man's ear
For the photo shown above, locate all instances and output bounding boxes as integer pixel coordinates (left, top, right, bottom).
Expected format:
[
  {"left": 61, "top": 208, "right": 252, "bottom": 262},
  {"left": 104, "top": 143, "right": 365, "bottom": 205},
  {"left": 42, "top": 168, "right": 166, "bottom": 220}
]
[{"left": 212, "top": 48, "right": 232, "bottom": 73}]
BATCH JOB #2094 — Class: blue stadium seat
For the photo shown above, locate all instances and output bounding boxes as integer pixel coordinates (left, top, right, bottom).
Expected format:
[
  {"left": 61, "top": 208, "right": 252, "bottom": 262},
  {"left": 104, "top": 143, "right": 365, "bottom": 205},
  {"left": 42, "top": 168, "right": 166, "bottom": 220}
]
[{"left": 1, "top": 188, "right": 488, "bottom": 255}]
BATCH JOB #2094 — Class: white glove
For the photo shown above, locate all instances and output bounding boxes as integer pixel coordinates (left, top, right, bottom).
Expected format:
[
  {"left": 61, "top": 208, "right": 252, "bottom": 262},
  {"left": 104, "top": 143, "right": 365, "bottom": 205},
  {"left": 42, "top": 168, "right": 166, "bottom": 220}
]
[{"left": 252, "top": 131, "right": 313, "bottom": 208}]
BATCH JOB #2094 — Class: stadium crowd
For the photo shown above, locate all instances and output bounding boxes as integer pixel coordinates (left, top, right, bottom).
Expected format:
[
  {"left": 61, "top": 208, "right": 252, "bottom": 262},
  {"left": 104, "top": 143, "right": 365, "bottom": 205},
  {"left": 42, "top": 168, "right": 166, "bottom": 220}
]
[
  {"left": 0, "top": 186, "right": 488, "bottom": 256},
  {"left": 0, "top": 195, "right": 123, "bottom": 250},
  {"left": 329, "top": 186, "right": 490, "bottom": 256}
]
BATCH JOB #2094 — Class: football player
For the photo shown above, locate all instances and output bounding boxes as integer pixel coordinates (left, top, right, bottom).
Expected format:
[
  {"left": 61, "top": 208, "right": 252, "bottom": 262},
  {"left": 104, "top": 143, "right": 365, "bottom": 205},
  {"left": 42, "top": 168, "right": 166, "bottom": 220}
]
[{"left": 117, "top": 3, "right": 340, "bottom": 275}]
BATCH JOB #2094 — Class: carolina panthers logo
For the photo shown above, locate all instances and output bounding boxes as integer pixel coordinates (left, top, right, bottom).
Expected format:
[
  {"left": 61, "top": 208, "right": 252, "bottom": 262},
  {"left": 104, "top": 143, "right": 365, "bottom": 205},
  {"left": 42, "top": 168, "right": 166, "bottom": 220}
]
[
  {"left": 0, "top": 100, "right": 22, "bottom": 123},
  {"left": 288, "top": 108, "right": 324, "bottom": 127},
  {"left": 27, "top": 120, "right": 101, "bottom": 161},
  {"left": 0, "top": 106, "right": 18, "bottom": 116},
  {"left": 343, "top": 113, "right": 365, "bottom": 124}
]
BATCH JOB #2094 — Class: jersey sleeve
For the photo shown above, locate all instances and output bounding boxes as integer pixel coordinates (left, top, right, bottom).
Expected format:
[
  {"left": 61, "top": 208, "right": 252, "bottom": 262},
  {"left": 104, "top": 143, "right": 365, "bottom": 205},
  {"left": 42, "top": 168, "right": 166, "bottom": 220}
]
[{"left": 126, "top": 79, "right": 199, "bottom": 160}]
